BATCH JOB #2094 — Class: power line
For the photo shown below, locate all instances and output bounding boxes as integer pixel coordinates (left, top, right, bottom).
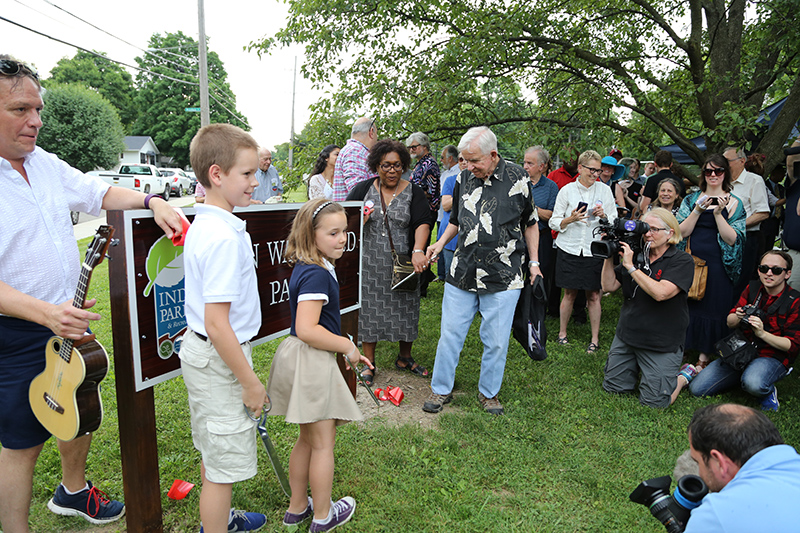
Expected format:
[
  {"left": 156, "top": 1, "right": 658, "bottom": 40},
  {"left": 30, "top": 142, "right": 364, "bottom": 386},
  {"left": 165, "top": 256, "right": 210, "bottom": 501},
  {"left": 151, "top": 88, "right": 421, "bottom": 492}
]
[
  {"left": 1, "top": 13, "right": 247, "bottom": 125},
  {"left": 36, "top": 0, "right": 198, "bottom": 71},
  {"left": 0, "top": 15, "right": 199, "bottom": 86}
]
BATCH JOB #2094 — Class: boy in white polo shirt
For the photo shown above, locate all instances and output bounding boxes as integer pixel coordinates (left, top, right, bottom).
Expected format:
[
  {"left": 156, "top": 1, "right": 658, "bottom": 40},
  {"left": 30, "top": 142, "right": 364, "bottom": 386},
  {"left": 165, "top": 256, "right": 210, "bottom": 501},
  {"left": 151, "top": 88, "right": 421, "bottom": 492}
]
[{"left": 180, "top": 123, "right": 268, "bottom": 533}]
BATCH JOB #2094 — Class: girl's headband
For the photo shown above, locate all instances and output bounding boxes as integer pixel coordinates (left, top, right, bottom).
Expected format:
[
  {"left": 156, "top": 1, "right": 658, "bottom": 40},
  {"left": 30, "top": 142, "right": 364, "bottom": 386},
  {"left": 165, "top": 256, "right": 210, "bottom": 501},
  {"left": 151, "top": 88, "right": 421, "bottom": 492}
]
[{"left": 312, "top": 201, "right": 333, "bottom": 220}]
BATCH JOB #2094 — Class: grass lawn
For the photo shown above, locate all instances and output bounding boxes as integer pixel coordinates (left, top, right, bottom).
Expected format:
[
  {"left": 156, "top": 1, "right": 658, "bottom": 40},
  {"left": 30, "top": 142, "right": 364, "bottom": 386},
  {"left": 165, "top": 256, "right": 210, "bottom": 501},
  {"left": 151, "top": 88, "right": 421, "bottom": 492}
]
[{"left": 18, "top": 238, "right": 800, "bottom": 533}]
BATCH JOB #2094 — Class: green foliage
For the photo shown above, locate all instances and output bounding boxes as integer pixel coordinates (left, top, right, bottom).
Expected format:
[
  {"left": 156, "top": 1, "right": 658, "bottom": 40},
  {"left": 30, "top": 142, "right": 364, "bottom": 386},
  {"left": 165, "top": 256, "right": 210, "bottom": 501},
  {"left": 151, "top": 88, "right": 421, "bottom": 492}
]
[
  {"left": 46, "top": 51, "right": 137, "bottom": 130},
  {"left": 272, "top": 105, "right": 354, "bottom": 194},
  {"left": 37, "top": 83, "right": 125, "bottom": 172},
  {"left": 252, "top": 0, "right": 800, "bottom": 170},
  {"left": 132, "top": 31, "right": 248, "bottom": 168}
]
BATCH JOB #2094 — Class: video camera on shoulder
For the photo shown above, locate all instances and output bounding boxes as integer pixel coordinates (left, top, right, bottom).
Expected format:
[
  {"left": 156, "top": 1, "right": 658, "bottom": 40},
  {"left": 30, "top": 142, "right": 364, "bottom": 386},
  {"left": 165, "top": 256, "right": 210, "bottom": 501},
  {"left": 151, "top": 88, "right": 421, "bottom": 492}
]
[
  {"left": 591, "top": 218, "right": 650, "bottom": 265},
  {"left": 630, "top": 474, "right": 708, "bottom": 533}
]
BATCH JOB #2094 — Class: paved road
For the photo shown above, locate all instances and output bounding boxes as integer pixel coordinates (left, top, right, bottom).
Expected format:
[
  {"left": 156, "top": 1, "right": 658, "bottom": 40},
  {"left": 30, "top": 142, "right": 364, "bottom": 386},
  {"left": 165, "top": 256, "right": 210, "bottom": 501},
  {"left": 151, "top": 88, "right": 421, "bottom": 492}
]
[{"left": 73, "top": 196, "right": 196, "bottom": 241}]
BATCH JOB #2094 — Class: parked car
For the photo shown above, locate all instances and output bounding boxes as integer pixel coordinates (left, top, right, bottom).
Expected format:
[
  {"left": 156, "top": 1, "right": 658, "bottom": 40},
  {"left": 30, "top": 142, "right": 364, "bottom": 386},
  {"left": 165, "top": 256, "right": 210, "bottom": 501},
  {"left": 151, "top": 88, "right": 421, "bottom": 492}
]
[
  {"left": 95, "top": 164, "right": 170, "bottom": 199},
  {"left": 159, "top": 168, "right": 192, "bottom": 197},
  {"left": 186, "top": 171, "right": 197, "bottom": 194}
]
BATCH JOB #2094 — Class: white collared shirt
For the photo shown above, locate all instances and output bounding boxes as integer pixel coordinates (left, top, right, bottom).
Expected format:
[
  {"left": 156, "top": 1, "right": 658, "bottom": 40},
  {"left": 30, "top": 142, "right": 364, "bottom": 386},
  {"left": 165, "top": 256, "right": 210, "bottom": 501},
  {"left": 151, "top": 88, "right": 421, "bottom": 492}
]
[
  {"left": 183, "top": 204, "right": 261, "bottom": 343},
  {"left": 549, "top": 179, "right": 617, "bottom": 256},
  {"left": 731, "top": 170, "right": 770, "bottom": 230},
  {"left": 0, "top": 147, "right": 109, "bottom": 309}
]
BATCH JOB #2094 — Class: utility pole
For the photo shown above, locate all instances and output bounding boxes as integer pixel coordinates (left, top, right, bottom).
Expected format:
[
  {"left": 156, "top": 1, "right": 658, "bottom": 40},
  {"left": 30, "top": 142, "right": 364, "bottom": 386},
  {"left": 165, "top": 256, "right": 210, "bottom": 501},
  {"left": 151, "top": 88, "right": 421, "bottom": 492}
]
[
  {"left": 289, "top": 56, "right": 297, "bottom": 169},
  {"left": 197, "top": 0, "right": 210, "bottom": 127}
]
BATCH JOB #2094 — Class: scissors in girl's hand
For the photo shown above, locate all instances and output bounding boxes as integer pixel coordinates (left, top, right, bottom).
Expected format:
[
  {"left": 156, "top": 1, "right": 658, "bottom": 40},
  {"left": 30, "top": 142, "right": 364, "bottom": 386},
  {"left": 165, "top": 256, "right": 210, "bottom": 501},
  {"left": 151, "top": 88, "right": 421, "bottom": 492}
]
[{"left": 244, "top": 399, "right": 291, "bottom": 497}]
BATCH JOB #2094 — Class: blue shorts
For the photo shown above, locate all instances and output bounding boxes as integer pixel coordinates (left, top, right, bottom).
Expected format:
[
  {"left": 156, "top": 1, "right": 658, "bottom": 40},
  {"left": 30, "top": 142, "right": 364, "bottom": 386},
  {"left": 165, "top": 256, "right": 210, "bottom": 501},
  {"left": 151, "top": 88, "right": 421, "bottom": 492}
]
[{"left": 0, "top": 316, "right": 54, "bottom": 449}]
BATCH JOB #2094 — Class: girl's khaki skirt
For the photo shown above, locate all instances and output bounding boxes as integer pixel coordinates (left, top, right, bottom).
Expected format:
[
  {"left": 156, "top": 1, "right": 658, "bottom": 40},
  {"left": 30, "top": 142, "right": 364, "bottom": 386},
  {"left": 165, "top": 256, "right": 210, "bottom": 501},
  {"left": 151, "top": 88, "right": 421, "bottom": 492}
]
[{"left": 267, "top": 335, "right": 362, "bottom": 425}]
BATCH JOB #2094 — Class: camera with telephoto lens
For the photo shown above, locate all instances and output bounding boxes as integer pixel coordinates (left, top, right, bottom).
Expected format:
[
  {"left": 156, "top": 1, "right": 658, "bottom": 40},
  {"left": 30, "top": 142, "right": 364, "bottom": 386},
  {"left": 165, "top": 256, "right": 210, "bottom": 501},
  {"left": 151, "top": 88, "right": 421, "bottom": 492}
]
[
  {"left": 741, "top": 304, "right": 766, "bottom": 326},
  {"left": 630, "top": 475, "right": 708, "bottom": 533},
  {"left": 591, "top": 217, "right": 650, "bottom": 264}
]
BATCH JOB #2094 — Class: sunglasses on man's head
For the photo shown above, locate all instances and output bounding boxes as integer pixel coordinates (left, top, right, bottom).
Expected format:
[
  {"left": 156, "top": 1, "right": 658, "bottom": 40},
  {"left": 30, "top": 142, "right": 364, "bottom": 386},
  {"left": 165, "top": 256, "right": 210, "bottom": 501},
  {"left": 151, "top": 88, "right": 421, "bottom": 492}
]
[
  {"left": 0, "top": 59, "right": 39, "bottom": 81},
  {"left": 758, "top": 265, "right": 787, "bottom": 275},
  {"left": 703, "top": 167, "right": 725, "bottom": 177}
]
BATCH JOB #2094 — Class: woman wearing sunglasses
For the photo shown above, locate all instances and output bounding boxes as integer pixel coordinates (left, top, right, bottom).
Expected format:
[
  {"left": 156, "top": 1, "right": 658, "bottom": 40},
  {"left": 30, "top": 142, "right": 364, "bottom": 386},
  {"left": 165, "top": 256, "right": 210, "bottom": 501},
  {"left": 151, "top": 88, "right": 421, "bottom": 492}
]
[
  {"left": 677, "top": 154, "right": 747, "bottom": 369},
  {"left": 689, "top": 251, "right": 800, "bottom": 411}
]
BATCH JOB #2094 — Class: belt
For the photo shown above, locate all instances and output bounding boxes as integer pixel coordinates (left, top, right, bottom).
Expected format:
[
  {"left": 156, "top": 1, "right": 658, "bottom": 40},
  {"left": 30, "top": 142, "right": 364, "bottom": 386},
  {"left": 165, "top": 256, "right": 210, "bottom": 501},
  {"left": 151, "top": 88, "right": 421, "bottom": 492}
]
[{"left": 192, "top": 330, "right": 248, "bottom": 346}]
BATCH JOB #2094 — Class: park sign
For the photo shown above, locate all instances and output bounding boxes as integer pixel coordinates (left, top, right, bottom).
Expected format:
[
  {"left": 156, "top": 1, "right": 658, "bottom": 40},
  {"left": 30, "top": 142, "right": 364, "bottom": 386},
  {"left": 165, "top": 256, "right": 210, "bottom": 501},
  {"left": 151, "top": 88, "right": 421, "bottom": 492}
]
[{"left": 108, "top": 203, "right": 362, "bottom": 392}]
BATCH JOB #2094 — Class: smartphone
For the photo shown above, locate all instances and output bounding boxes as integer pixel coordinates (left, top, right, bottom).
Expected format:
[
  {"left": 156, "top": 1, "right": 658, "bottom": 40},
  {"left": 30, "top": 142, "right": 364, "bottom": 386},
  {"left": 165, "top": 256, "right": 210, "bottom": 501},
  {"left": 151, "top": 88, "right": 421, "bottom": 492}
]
[
  {"left": 708, "top": 197, "right": 719, "bottom": 205},
  {"left": 577, "top": 201, "right": 588, "bottom": 212}
]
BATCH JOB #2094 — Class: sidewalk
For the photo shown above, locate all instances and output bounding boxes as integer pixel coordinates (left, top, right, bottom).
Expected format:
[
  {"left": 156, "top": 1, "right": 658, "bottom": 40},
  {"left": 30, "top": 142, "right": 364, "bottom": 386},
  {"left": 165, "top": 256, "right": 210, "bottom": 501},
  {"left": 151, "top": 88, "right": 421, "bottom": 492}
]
[{"left": 73, "top": 197, "right": 196, "bottom": 241}]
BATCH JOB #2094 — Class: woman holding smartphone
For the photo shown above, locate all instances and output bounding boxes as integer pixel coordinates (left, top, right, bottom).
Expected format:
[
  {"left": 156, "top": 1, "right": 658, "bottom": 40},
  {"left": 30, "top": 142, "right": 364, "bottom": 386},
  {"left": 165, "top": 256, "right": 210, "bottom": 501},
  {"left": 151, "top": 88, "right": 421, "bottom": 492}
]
[
  {"left": 677, "top": 154, "right": 746, "bottom": 369},
  {"left": 550, "top": 150, "right": 618, "bottom": 354}
]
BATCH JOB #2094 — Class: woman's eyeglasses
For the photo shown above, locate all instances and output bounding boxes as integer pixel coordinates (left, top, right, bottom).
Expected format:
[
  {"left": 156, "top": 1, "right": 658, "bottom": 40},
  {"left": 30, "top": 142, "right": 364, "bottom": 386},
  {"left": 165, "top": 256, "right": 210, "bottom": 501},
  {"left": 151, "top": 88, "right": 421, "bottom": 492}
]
[
  {"left": 758, "top": 265, "right": 787, "bottom": 275},
  {"left": 0, "top": 59, "right": 39, "bottom": 80},
  {"left": 703, "top": 167, "right": 725, "bottom": 177},
  {"left": 379, "top": 162, "right": 403, "bottom": 172},
  {"left": 581, "top": 164, "right": 602, "bottom": 175}
]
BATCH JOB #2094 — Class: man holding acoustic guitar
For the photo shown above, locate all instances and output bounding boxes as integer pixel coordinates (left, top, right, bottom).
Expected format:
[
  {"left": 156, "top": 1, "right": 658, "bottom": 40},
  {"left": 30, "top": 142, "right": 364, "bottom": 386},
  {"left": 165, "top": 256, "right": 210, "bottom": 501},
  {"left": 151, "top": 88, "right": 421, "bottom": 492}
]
[{"left": 0, "top": 55, "right": 182, "bottom": 533}]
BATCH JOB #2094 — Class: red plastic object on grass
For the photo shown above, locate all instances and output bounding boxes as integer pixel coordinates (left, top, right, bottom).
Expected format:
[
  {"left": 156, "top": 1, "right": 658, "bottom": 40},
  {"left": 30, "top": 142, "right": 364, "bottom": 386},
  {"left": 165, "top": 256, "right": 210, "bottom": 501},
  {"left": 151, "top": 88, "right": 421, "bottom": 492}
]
[
  {"left": 167, "top": 479, "right": 195, "bottom": 500},
  {"left": 374, "top": 386, "right": 404, "bottom": 406}
]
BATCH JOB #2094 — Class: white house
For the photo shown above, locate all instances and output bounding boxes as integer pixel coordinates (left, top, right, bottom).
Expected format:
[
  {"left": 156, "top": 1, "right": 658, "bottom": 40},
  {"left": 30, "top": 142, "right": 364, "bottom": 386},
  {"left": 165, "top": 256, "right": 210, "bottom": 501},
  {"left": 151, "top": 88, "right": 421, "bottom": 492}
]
[{"left": 120, "top": 136, "right": 160, "bottom": 167}]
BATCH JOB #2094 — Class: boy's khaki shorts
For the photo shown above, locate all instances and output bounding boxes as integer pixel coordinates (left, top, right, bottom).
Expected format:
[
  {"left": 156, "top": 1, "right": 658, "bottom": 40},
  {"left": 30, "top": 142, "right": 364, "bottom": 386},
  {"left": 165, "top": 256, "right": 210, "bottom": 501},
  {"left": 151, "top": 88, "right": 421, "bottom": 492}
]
[{"left": 180, "top": 330, "right": 258, "bottom": 484}]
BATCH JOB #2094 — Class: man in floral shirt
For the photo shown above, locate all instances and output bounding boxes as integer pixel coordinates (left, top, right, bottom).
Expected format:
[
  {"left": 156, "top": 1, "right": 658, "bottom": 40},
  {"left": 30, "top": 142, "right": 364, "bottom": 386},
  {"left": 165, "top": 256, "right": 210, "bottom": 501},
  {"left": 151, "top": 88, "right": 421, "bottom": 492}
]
[{"left": 423, "top": 127, "right": 541, "bottom": 416}]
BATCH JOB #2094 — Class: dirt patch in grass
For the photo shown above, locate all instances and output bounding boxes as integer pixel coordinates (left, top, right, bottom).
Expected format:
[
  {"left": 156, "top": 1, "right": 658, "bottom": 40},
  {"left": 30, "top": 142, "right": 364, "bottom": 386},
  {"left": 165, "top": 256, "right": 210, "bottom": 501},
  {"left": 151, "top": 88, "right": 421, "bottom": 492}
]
[{"left": 354, "top": 366, "right": 462, "bottom": 430}]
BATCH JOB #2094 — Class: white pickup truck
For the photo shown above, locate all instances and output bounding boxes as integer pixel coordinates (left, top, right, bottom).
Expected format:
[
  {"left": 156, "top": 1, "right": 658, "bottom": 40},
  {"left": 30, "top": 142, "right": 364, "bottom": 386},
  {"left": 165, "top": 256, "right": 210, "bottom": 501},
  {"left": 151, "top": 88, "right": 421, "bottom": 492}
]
[{"left": 96, "top": 164, "right": 171, "bottom": 199}]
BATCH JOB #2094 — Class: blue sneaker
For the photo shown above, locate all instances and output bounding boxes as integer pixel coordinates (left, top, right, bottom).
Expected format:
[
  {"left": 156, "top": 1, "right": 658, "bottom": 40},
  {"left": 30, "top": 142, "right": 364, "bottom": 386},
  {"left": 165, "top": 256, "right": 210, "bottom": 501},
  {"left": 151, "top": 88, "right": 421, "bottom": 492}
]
[
  {"left": 283, "top": 496, "right": 313, "bottom": 530},
  {"left": 761, "top": 387, "right": 779, "bottom": 412},
  {"left": 200, "top": 509, "right": 267, "bottom": 533},
  {"left": 47, "top": 481, "right": 126, "bottom": 524},
  {"left": 309, "top": 497, "right": 356, "bottom": 532}
]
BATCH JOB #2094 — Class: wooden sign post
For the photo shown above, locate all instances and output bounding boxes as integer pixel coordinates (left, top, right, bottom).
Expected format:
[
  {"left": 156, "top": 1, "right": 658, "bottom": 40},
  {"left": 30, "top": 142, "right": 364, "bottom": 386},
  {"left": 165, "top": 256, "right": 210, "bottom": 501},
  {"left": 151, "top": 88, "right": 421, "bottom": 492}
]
[{"left": 107, "top": 203, "right": 361, "bottom": 532}]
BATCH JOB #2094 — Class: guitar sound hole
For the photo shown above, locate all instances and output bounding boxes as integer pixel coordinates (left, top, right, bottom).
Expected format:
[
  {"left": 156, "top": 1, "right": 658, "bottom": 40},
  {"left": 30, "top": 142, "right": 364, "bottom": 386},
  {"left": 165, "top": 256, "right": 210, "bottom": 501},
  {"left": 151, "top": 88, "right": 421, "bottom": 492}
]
[{"left": 53, "top": 340, "right": 61, "bottom": 352}]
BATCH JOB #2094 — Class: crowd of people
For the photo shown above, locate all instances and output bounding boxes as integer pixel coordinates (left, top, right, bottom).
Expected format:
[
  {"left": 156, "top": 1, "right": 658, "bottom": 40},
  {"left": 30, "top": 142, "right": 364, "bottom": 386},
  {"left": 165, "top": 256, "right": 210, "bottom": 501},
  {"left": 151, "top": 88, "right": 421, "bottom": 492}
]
[{"left": 3, "top": 51, "right": 800, "bottom": 532}]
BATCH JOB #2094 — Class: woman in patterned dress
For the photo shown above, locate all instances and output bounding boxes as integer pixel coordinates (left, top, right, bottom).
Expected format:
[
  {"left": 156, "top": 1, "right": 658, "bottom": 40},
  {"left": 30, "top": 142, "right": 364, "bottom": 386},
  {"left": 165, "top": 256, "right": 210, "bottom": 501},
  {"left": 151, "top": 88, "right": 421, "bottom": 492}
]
[{"left": 346, "top": 140, "right": 431, "bottom": 385}]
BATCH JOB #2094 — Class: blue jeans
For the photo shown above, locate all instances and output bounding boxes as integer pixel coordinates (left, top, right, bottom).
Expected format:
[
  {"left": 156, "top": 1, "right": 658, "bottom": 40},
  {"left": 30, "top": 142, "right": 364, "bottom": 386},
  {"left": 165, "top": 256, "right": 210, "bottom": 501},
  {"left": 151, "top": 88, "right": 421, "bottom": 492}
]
[
  {"left": 438, "top": 249, "right": 454, "bottom": 281},
  {"left": 689, "top": 357, "right": 788, "bottom": 399},
  {"left": 430, "top": 283, "right": 521, "bottom": 399}
]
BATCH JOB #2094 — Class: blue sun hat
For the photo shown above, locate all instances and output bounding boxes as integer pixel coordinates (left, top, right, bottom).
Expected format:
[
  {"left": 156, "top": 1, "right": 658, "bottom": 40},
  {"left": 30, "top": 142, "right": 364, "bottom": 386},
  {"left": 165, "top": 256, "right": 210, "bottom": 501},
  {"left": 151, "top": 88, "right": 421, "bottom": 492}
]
[{"left": 601, "top": 156, "right": 625, "bottom": 182}]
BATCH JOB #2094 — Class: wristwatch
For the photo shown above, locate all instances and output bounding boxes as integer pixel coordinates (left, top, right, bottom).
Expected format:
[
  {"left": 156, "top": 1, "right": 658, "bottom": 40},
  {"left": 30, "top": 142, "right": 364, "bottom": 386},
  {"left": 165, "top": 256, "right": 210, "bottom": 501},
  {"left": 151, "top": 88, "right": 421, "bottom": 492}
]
[
  {"left": 529, "top": 261, "right": 540, "bottom": 267},
  {"left": 412, "top": 249, "right": 425, "bottom": 254}
]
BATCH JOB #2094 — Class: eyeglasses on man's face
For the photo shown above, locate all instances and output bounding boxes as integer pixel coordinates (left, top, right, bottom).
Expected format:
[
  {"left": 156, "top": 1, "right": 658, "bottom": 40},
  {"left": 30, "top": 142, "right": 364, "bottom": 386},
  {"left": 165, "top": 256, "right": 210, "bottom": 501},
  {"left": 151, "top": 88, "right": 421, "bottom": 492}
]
[
  {"left": 758, "top": 265, "right": 787, "bottom": 275},
  {"left": 407, "top": 144, "right": 421, "bottom": 150},
  {"left": 0, "top": 59, "right": 39, "bottom": 81}
]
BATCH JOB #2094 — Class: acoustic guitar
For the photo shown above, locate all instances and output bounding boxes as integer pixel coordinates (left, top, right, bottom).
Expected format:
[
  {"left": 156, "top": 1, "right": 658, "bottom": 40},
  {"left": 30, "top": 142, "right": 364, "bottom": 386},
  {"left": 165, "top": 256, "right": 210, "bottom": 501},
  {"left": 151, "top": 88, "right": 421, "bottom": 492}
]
[{"left": 29, "top": 225, "right": 115, "bottom": 441}]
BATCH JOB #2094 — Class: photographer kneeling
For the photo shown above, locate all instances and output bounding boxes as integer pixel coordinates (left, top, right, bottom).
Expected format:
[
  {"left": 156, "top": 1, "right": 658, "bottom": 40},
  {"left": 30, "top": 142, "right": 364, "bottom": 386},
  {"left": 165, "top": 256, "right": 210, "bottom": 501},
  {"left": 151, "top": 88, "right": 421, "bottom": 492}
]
[
  {"left": 601, "top": 208, "right": 696, "bottom": 407},
  {"left": 689, "top": 250, "right": 800, "bottom": 411}
]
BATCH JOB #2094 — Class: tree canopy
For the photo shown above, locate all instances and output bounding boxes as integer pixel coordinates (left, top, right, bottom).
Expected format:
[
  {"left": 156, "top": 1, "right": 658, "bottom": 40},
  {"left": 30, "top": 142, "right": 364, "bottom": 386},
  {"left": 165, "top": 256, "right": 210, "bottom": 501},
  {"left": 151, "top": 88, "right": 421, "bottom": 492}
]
[
  {"left": 133, "top": 31, "right": 248, "bottom": 168},
  {"left": 254, "top": 0, "right": 799, "bottom": 172},
  {"left": 37, "top": 83, "right": 125, "bottom": 172},
  {"left": 47, "top": 51, "right": 137, "bottom": 130}
]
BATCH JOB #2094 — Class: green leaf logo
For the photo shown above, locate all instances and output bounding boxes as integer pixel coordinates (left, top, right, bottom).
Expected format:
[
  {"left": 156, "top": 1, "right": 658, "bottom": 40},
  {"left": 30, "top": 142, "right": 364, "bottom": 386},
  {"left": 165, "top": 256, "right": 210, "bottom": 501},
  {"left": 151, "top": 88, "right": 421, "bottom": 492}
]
[{"left": 144, "top": 236, "right": 183, "bottom": 297}]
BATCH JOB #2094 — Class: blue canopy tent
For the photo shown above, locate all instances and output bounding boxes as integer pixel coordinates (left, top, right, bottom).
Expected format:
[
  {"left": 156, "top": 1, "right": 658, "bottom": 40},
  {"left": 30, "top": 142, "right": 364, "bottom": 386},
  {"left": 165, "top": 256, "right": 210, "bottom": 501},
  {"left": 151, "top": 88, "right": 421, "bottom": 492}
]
[{"left": 659, "top": 97, "right": 800, "bottom": 164}]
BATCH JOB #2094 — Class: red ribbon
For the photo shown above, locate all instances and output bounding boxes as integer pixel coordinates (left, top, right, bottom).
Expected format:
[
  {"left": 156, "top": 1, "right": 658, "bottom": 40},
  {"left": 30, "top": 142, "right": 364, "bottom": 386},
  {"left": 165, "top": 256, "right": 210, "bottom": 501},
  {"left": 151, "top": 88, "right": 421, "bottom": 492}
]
[{"left": 373, "top": 386, "right": 404, "bottom": 406}]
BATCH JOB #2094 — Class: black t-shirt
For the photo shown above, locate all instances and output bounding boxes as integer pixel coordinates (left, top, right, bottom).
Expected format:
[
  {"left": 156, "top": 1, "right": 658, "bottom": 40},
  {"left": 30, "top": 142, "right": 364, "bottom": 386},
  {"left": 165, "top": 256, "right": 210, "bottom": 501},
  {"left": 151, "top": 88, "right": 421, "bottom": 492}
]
[
  {"left": 614, "top": 246, "right": 695, "bottom": 352},
  {"left": 642, "top": 169, "right": 686, "bottom": 201}
]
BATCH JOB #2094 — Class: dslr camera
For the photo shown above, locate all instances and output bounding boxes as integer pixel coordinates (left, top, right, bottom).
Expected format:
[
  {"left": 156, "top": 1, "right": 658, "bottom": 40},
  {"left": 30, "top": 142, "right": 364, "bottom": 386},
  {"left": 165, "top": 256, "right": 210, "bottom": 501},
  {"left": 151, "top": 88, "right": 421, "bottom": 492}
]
[
  {"left": 740, "top": 304, "right": 766, "bottom": 326},
  {"left": 591, "top": 218, "right": 650, "bottom": 264},
  {"left": 630, "top": 474, "right": 708, "bottom": 533}
]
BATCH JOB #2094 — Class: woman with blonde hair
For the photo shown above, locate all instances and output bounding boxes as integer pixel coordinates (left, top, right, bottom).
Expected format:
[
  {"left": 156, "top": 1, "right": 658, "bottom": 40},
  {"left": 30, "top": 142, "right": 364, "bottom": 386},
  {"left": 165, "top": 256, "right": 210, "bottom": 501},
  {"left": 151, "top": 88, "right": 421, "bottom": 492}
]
[{"left": 601, "top": 208, "right": 698, "bottom": 407}]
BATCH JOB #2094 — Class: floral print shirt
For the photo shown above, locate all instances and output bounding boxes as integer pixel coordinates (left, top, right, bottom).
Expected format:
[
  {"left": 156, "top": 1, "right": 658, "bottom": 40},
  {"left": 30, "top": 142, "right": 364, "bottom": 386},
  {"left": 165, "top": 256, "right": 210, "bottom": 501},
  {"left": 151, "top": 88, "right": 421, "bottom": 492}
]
[{"left": 449, "top": 157, "right": 538, "bottom": 293}]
